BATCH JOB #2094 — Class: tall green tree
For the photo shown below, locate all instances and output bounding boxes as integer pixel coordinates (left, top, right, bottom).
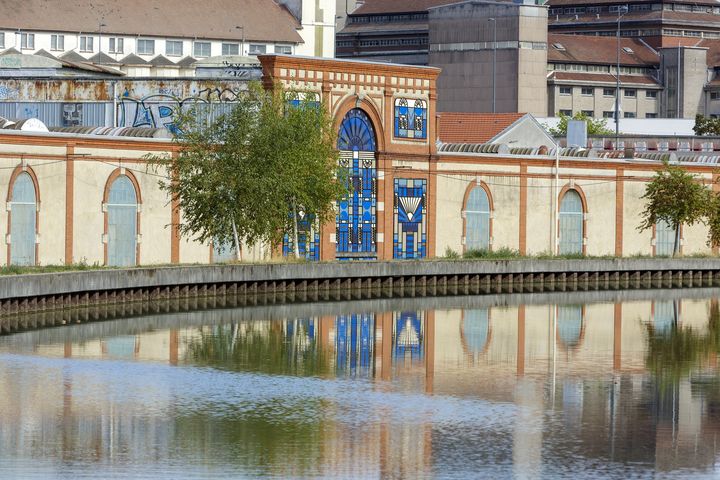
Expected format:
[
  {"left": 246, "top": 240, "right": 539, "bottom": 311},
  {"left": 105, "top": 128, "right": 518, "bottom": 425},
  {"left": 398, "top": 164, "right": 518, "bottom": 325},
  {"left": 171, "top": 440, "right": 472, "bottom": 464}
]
[
  {"left": 148, "top": 82, "right": 345, "bottom": 259},
  {"left": 638, "top": 160, "right": 711, "bottom": 256}
]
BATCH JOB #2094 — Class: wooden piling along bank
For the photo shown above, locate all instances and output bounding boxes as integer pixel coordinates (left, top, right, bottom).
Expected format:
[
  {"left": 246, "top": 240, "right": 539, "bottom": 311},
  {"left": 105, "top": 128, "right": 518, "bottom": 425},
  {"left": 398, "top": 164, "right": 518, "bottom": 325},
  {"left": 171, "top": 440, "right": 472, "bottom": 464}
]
[{"left": 1, "top": 259, "right": 720, "bottom": 334}]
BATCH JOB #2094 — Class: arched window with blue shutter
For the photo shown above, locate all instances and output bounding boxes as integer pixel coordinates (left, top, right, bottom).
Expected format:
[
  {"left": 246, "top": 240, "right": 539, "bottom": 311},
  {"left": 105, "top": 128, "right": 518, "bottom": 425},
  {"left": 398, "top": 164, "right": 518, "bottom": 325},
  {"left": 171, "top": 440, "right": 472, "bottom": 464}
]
[
  {"left": 559, "top": 190, "right": 584, "bottom": 255},
  {"left": 107, "top": 175, "right": 138, "bottom": 267},
  {"left": 655, "top": 219, "right": 676, "bottom": 256},
  {"left": 465, "top": 186, "right": 491, "bottom": 252},
  {"left": 9, "top": 172, "right": 37, "bottom": 266}
]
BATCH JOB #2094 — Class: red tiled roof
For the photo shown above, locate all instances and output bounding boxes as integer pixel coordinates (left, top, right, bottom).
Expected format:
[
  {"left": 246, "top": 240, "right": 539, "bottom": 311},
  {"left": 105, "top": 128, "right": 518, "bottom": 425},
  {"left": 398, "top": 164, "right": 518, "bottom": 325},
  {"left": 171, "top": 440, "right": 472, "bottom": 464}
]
[
  {"left": 353, "top": 0, "right": 455, "bottom": 15},
  {"left": 548, "top": 33, "right": 659, "bottom": 66},
  {"left": 548, "top": 71, "right": 661, "bottom": 86},
  {"left": 437, "top": 112, "right": 524, "bottom": 144}
]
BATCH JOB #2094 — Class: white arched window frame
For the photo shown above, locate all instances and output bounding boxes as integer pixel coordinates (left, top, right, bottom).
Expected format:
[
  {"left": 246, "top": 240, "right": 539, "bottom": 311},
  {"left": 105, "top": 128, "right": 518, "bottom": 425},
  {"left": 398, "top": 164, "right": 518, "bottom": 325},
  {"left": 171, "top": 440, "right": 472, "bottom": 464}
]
[
  {"left": 9, "top": 172, "right": 37, "bottom": 266},
  {"left": 559, "top": 190, "right": 584, "bottom": 255},
  {"left": 463, "top": 186, "right": 491, "bottom": 252},
  {"left": 105, "top": 175, "right": 138, "bottom": 267}
]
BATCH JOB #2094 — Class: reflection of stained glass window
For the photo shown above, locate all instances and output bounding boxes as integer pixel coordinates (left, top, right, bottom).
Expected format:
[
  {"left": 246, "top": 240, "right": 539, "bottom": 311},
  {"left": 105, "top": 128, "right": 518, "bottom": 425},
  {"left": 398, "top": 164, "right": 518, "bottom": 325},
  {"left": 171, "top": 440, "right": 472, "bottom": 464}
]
[
  {"left": 335, "top": 314, "right": 374, "bottom": 376},
  {"left": 393, "top": 311, "right": 424, "bottom": 360},
  {"left": 394, "top": 98, "right": 427, "bottom": 139}
]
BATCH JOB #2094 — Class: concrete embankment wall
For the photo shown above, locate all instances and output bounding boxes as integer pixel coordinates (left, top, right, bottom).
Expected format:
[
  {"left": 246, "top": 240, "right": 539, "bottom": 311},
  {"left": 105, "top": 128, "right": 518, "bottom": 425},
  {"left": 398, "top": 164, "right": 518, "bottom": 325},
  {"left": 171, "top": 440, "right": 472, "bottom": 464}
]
[{"left": 2, "top": 258, "right": 720, "bottom": 334}]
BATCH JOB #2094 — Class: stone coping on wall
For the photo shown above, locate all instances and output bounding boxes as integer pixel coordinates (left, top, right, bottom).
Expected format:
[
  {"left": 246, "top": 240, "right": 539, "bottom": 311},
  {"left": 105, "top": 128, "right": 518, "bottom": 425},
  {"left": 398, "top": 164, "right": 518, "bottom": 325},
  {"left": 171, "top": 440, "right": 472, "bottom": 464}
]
[{"left": 3, "top": 258, "right": 720, "bottom": 301}]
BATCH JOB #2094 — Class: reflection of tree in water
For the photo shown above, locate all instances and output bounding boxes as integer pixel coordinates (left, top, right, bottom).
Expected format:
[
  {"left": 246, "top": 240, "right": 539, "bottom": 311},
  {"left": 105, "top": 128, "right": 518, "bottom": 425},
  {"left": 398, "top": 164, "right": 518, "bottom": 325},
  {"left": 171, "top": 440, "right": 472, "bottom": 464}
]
[
  {"left": 185, "top": 320, "right": 333, "bottom": 377},
  {"left": 645, "top": 300, "right": 720, "bottom": 391}
]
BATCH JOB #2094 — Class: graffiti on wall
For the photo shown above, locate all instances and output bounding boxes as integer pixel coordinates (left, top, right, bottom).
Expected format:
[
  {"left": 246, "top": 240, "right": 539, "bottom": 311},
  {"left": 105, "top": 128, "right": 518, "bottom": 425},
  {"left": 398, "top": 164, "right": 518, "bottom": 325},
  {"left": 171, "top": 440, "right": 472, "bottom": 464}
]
[
  {"left": 0, "top": 85, "right": 19, "bottom": 101},
  {"left": 117, "top": 87, "right": 244, "bottom": 133}
]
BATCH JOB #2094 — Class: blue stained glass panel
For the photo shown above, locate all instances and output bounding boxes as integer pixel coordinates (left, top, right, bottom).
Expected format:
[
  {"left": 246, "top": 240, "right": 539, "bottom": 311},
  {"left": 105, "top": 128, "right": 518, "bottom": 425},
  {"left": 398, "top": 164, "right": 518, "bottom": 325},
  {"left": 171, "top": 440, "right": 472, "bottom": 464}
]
[
  {"left": 336, "top": 108, "right": 377, "bottom": 260},
  {"left": 393, "top": 178, "right": 426, "bottom": 259},
  {"left": 394, "top": 98, "right": 427, "bottom": 139}
]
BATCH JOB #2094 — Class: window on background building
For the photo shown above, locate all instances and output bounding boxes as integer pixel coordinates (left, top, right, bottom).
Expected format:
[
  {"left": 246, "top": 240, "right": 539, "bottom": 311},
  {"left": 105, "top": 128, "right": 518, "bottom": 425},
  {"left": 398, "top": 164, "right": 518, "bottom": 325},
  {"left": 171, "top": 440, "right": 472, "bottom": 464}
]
[
  {"left": 559, "top": 87, "right": 572, "bottom": 95},
  {"left": 9, "top": 173, "right": 37, "bottom": 266},
  {"left": 166, "top": 40, "right": 183, "bottom": 57},
  {"left": 109, "top": 37, "right": 124, "bottom": 54},
  {"left": 193, "top": 41, "right": 211, "bottom": 57},
  {"left": 646, "top": 90, "right": 658, "bottom": 98},
  {"left": 603, "top": 88, "right": 615, "bottom": 96},
  {"left": 222, "top": 43, "right": 239, "bottom": 55},
  {"left": 249, "top": 44, "right": 266, "bottom": 55},
  {"left": 581, "top": 87, "right": 593, "bottom": 96},
  {"left": 581, "top": 110, "right": 594, "bottom": 117},
  {"left": 50, "top": 34, "right": 64, "bottom": 51},
  {"left": 79, "top": 35, "right": 93, "bottom": 52},
  {"left": 624, "top": 112, "right": 636, "bottom": 118},
  {"left": 712, "top": 92, "right": 720, "bottom": 100},
  {"left": 275, "top": 44, "right": 292, "bottom": 54},
  {"left": 559, "top": 189, "right": 584, "bottom": 254},
  {"left": 137, "top": 39, "right": 155, "bottom": 55},
  {"left": 106, "top": 175, "right": 138, "bottom": 267},
  {"left": 0, "top": 33, "right": 4, "bottom": 49},
  {"left": 20, "top": 33, "right": 34, "bottom": 49},
  {"left": 655, "top": 219, "right": 676, "bottom": 256},
  {"left": 603, "top": 111, "right": 614, "bottom": 118},
  {"left": 624, "top": 89, "right": 636, "bottom": 97},
  {"left": 646, "top": 113, "right": 658, "bottom": 118},
  {"left": 559, "top": 109, "right": 572, "bottom": 116},
  {"left": 464, "top": 186, "right": 491, "bottom": 252}
]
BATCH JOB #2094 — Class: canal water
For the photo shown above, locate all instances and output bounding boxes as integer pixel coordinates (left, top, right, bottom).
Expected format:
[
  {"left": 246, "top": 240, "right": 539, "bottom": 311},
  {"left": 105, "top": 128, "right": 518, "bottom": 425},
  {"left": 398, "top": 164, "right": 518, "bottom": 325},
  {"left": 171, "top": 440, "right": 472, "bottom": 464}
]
[{"left": 0, "top": 289, "right": 719, "bottom": 479}]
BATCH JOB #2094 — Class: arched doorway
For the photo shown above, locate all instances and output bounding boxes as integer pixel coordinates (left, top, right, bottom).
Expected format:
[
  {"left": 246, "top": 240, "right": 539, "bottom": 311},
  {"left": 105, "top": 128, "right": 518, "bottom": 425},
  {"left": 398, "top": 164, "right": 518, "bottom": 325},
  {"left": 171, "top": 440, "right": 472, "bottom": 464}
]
[
  {"left": 336, "top": 108, "right": 377, "bottom": 260},
  {"left": 9, "top": 172, "right": 37, "bottom": 265},
  {"left": 559, "top": 189, "right": 584, "bottom": 255},
  {"left": 106, "top": 175, "right": 138, "bottom": 267}
]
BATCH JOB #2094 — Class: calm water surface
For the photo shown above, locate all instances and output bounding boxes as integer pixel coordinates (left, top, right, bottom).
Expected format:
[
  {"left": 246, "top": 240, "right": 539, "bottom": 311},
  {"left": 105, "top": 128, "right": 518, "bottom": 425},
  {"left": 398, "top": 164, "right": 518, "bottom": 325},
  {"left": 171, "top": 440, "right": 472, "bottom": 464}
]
[{"left": 1, "top": 290, "right": 719, "bottom": 479}]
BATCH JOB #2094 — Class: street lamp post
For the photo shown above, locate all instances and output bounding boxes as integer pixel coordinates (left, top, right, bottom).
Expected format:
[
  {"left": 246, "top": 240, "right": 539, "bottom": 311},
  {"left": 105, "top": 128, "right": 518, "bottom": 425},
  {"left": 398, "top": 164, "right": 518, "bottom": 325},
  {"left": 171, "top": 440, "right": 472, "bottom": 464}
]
[
  {"left": 488, "top": 18, "right": 496, "bottom": 113},
  {"left": 615, "top": 6, "right": 628, "bottom": 148}
]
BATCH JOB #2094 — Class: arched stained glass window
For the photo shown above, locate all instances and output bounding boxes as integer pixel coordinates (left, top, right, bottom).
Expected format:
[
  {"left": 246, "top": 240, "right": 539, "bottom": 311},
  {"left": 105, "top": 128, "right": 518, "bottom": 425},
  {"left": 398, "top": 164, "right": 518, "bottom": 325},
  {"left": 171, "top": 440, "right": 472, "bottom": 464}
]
[
  {"left": 337, "top": 108, "right": 376, "bottom": 152},
  {"left": 559, "top": 190, "right": 583, "bottom": 254},
  {"left": 655, "top": 219, "right": 675, "bottom": 256},
  {"left": 462, "top": 309, "right": 490, "bottom": 354},
  {"left": 465, "top": 186, "right": 491, "bottom": 251},
  {"left": 107, "top": 175, "right": 138, "bottom": 267},
  {"left": 558, "top": 305, "right": 583, "bottom": 348},
  {"left": 10, "top": 172, "right": 36, "bottom": 266}
]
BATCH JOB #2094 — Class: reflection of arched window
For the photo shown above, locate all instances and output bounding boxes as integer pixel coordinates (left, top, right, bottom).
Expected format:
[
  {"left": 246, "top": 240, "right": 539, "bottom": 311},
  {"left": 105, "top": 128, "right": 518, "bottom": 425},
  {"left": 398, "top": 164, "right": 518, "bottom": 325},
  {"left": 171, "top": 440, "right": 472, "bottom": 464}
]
[
  {"left": 559, "top": 190, "right": 584, "bottom": 254},
  {"left": 655, "top": 220, "right": 676, "bottom": 256},
  {"left": 461, "top": 309, "right": 491, "bottom": 355},
  {"left": 107, "top": 175, "right": 138, "bottom": 267},
  {"left": 464, "top": 186, "right": 491, "bottom": 251},
  {"left": 557, "top": 305, "right": 584, "bottom": 349},
  {"left": 653, "top": 300, "right": 677, "bottom": 335},
  {"left": 9, "top": 172, "right": 37, "bottom": 266}
]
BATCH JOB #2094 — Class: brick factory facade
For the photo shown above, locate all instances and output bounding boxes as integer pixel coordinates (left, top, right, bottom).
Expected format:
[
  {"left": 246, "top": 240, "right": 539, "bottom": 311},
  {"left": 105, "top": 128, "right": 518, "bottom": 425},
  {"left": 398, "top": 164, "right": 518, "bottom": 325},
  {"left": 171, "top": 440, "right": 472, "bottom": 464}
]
[{"left": 0, "top": 54, "right": 718, "bottom": 267}]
